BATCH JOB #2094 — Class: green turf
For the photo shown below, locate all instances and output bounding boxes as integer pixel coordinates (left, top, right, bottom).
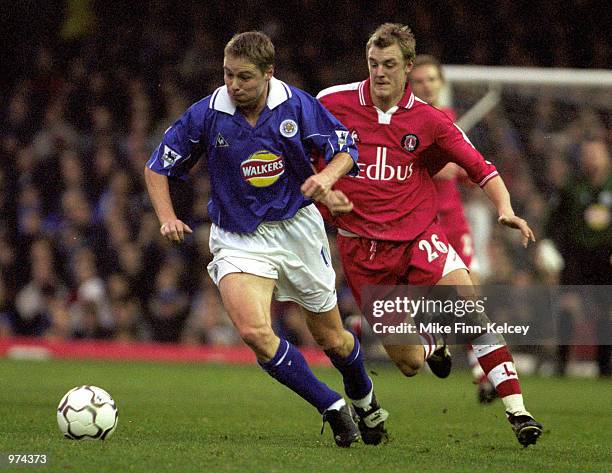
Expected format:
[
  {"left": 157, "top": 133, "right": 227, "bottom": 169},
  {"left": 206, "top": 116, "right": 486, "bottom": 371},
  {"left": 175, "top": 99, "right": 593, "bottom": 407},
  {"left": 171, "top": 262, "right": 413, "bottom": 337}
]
[{"left": 0, "top": 358, "right": 610, "bottom": 473}]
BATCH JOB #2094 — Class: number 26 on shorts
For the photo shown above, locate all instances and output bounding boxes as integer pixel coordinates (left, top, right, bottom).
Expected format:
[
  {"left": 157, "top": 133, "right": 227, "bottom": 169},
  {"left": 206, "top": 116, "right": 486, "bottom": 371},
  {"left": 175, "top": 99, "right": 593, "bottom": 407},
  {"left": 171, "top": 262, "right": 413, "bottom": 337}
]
[{"left": 418, "top": 233, "right": 448, "bottom": 262}]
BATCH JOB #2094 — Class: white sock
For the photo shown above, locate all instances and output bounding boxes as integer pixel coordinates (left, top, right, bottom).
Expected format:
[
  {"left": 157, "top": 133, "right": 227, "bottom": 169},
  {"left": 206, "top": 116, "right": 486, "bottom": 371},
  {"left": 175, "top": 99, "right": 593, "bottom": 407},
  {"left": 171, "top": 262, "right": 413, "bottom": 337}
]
[
  {"left": 467, "top": 348, "right": 486, "bottom": 381},
  {"left": 351, "top": 383, "right": 373, "bottom": 409},
  {"left": 503, "top": 394, "right": 531, "bottom": 417},
  {"left": 325, "top": 398, "right": 346, "bottom": 412}
]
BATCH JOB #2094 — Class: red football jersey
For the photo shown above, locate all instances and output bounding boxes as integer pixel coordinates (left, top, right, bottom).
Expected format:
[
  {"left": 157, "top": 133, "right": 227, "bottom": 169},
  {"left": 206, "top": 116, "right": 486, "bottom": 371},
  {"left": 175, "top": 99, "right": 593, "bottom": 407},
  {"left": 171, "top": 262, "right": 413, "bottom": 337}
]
[
  {"left": 432, "top": 107, "right": 463, "bottom": 214},
  {"left": 439, "top": 106, "right": 457, "bottom": 122},
  {"left": 434, "top": 176, "right": 464, "bottom": 214},
  {"left": 316, "top": 79, "right": 498, "bottom": 241}
]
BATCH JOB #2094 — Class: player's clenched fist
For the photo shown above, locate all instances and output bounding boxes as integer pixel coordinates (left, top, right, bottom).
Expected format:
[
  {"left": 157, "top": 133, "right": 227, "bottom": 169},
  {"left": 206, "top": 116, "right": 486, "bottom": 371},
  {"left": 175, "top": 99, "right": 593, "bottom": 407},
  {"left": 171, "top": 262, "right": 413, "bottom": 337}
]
[
  {"left": 160, "top": 219, "right": 193, "bottom": 242},
  {"left": 301, "top": 173, "right": 333, "bottom": 201}
]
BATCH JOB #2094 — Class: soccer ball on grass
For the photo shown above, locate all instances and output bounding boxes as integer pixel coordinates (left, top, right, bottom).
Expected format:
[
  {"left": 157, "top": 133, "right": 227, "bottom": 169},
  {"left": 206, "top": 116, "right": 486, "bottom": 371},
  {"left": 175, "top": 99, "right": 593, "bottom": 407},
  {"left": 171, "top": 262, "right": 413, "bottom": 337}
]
[{"left": 56, "top": 385, "right": 118, "bottom": 440}]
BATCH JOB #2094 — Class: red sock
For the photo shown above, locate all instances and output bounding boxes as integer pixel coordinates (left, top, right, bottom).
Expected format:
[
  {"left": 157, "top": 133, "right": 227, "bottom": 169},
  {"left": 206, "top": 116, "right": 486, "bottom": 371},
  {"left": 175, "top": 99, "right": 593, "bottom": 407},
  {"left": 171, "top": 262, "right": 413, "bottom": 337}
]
[{"left": 472, "top": 338, "right": 521, "bottom": 398}]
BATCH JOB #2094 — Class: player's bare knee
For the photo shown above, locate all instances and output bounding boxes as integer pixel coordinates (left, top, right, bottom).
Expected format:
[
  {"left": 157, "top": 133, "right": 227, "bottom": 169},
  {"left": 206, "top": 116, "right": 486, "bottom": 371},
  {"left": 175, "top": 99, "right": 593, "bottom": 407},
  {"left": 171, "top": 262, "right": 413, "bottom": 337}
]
[
  {"left": 317, "top": 330, "right": 347, "bottom": 355},
  {"left": 318, "top": 334, "right": 344, "bottom": 354},
  {"left": 237, "top": 325, "right": 275, "bottom": 353}
]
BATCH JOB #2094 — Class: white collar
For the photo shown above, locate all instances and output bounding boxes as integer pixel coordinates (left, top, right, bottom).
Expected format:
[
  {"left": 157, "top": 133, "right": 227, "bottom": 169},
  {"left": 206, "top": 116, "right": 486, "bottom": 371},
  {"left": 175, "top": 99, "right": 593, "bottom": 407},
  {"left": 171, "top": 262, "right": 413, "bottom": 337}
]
[{"left": 209, "top": 76, "right": 292, "bottom": 115}]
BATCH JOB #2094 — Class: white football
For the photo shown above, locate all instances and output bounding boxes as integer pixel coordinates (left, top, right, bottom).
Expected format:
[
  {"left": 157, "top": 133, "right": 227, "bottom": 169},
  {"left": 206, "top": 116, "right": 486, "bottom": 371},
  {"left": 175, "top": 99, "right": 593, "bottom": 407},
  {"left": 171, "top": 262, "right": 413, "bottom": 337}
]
[{"left": 57, "top": 385, "right": 118, "bottom": 440}]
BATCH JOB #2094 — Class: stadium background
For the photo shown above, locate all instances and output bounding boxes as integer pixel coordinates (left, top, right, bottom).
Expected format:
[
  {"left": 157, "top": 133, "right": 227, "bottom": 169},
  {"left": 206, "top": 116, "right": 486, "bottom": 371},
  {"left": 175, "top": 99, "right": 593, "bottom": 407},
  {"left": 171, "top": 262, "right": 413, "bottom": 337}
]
[{"left": 1, "top": 0, "right": 610, "bottom": 373}]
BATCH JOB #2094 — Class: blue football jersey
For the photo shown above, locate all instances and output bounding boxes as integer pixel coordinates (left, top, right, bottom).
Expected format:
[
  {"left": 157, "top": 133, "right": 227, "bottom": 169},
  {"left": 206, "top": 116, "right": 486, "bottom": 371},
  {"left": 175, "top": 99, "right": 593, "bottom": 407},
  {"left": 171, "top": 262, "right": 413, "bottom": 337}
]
[{"left": 146, "top": 77, "right": 358, "bottom": 233}]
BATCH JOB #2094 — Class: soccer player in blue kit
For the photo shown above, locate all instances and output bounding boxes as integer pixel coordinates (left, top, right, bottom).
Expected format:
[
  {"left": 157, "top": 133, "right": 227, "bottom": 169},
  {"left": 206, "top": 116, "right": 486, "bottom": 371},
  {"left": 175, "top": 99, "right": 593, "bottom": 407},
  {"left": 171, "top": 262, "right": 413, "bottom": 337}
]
[{"left": 144, "top": 31, "right": 388, "bottom": 447}]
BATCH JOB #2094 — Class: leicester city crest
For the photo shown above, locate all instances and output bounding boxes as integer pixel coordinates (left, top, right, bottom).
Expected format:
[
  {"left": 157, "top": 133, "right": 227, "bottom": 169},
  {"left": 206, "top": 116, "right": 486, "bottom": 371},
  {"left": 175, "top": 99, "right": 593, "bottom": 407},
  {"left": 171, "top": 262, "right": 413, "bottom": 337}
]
[{"left": 280, "top": 119, "right": 298, "bottom": 138}]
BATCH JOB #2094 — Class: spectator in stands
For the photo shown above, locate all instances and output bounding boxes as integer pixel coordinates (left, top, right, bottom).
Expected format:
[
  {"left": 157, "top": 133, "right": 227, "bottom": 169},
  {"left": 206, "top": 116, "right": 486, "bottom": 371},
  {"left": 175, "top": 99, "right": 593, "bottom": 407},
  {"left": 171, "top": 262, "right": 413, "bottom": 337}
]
[
  {"left": 0, "top": 167, "right": 15, "bottom": 232},
  {"left": 91, "top": 144, "right": 120, "bottom": 200},
  {"left": 14, "top": 238, "right": 64, "bottom": 336},
  {"left": 1, "top": 2, "right": 609, "bottom": 362},
  {"left": 0, "top": 236, "right": 19, "bottom": 299},
  {"left": 182, "top": 274, "right": 238, "bottom": 346},
  {"left": 0, "top": 273, "right": 17, "bottom": 337},
  {"left": 111, "top": 297, "right": 145, "bottom": 342},
  {"left": 147, "top": 260, "right": 190, "bottom": 343},
  {"left": 105, "top": 272, "right": 146, "bottom": 342},
  {"left": 58, "top": 149, "right": 87, "bottom": 192},
  {"left": 73, "top": 301, "right": 114, "bottom": 339},
  {"left": 69, "top": 247, "right": 114, "bottom": 336},
  {"left": 58, "top": 188, "right": 104, "bottom": 255},
  {"left": 44, "top": 288, "right": 72, "bottom": 341},
  {"left": 32, "top": 100, "right": 78, "bottom": 160},
  {"left": 17, "top": 183, "right": 44, "bottom": 239}
]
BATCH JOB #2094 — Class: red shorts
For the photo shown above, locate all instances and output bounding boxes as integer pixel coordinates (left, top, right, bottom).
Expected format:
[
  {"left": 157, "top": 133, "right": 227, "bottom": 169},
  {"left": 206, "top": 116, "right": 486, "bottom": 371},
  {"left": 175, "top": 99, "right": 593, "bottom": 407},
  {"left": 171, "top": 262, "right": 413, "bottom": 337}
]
[
  {"left": 337, "top": 221, "right": 467, "bottom": 306},
  {"left": 437, "top": 210, "right": 476, "bottom": 270}
]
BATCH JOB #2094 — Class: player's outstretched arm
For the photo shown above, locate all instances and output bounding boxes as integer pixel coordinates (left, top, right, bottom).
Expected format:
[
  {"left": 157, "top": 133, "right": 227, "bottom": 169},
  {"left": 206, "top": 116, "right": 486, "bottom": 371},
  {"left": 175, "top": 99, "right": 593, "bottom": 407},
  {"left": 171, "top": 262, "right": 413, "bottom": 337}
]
[
  {"left": 482, "top": 175, "right": 535, "bottom": 248},
  {"left": 301, "top": 152, "right": 354, "bottom": 202},
  {"left": 144, "top": 166, "right": 193, "bottom": 243}
]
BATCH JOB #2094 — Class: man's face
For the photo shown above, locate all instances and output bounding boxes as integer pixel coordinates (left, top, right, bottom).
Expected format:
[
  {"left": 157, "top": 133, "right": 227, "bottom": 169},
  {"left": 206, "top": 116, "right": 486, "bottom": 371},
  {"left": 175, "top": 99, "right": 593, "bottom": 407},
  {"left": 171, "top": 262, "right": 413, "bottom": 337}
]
[
  {"left": 223, "top": 55, "right": 272, "bottom": 109},
  {"left": 367, "top": 44, "right": 411, "bottom": 105},
  {"left": 409, "top": 64, "right": 444, "bottom": 106}
]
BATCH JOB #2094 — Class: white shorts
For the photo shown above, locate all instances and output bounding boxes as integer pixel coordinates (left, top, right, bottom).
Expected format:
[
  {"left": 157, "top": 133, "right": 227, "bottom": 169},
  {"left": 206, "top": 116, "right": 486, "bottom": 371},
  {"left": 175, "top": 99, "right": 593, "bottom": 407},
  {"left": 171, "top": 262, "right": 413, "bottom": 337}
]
[{"left": 207, "top": 204, "right": 337, "bottom": 313}]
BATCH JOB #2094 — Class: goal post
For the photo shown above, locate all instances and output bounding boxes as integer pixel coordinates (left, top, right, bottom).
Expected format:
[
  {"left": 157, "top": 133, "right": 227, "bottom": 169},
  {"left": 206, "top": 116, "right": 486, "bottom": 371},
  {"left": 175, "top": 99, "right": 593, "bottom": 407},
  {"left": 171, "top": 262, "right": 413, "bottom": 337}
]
[
  {"left": 443, "top": 65, "right": 612, "bottom": 87},
  {"left": 442, "top": 65, "right": 612, "bottom": 132}
]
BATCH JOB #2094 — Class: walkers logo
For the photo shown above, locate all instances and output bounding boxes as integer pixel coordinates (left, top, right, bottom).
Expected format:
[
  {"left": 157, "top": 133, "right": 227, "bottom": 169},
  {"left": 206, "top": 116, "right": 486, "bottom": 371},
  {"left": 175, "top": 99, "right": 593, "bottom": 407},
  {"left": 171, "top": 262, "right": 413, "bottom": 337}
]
[
  {"left": 240, "top": 150, "right": 285, "bottom": 187},
  {"left": 356, "top": 146, "right": 413, "bottom": 181}
]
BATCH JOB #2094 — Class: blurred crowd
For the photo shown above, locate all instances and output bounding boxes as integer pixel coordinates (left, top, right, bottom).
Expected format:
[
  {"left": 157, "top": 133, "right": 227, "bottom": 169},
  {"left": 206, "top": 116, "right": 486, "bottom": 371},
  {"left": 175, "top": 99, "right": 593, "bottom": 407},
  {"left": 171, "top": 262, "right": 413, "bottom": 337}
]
[{"left": 1, "top": 1, "right": 610, "bottom": 363}]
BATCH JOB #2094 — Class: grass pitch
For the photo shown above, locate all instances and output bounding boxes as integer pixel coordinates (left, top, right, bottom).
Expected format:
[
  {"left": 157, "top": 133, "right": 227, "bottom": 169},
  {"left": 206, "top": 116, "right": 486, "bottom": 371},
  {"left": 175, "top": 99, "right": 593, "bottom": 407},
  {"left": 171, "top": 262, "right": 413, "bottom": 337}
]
[{"left": 0, "top": 358, "right": 610, "bottom": 472}]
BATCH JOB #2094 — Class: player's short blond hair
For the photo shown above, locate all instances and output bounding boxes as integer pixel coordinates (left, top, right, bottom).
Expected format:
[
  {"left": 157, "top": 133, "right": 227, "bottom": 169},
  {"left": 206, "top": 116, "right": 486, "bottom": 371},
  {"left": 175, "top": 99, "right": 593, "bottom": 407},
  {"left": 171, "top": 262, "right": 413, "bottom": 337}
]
[
  {"left": 366, "top": 23, "right": 416, "bottom": 64},
  {"left": 224, "top": 31, "right": 275, "bottom": 73}
]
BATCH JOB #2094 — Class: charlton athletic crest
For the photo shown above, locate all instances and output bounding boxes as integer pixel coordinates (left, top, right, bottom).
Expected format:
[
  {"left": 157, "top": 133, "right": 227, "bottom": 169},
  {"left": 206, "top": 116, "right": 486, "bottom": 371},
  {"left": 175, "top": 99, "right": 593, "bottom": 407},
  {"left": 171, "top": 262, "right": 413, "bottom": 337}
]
[{"left": 401, "top": 134, "right": 419, "bottom": 152}]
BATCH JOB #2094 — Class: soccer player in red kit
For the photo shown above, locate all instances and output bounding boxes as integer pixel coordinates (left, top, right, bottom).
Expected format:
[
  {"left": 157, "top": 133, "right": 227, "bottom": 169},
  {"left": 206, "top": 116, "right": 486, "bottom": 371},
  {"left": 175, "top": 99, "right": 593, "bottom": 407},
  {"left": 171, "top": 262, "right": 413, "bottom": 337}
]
[
  {"left": 409, "top": 54, "right": 497, "bottom": 404},
  {"left": 316, "top": 23, "right": 543, "bottom": 446}
]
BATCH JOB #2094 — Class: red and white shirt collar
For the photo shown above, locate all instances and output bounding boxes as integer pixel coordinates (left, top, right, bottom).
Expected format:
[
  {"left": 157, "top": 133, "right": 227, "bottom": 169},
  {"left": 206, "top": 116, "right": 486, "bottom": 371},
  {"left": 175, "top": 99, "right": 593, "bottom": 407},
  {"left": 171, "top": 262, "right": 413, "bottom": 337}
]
[{"left": 358, "top": 78, "right": 415, "bottom": 109}]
